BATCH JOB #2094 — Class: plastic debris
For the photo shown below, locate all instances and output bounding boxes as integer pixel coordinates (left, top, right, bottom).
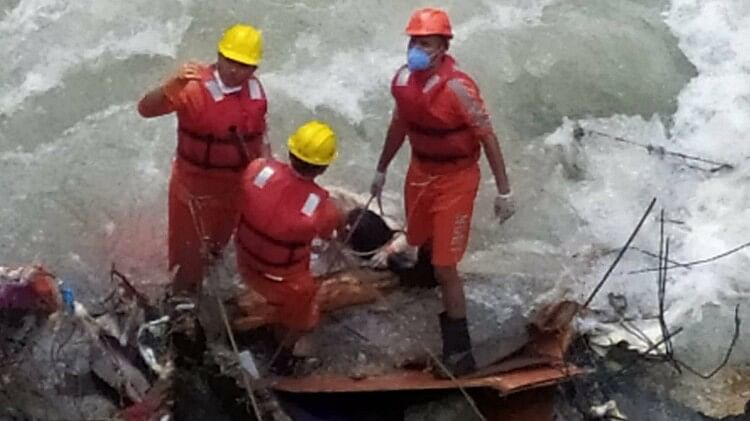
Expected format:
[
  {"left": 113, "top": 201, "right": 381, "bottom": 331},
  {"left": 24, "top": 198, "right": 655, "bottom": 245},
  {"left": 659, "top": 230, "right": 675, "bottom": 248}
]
[
  {"left": 137, "top": 316, "right": 173, "bottom": 379},
  {"left": 58, "top": 281, "right": 75, "bottom": 314},
  {"left": 239, "top": 350, "right": 261, "bottom": 379},
  {"left": 0, "top": 265, "right": 61, "bottom": 313},
  {"left": 590, "top": 400, "right": 628, "bottom": 419}
]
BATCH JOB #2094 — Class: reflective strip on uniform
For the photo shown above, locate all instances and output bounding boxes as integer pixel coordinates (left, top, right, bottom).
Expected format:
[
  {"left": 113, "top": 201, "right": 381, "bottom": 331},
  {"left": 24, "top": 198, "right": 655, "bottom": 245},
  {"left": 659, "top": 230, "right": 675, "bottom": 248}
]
[
  {"left": 447, "top": 78, "right": 493, "bottom": 135},
  {"left": 204, "top": 80, "right": 224, "bottom": 102},
  {"left": 423, "top": 75, "right": 441, "bottom": 93},
  {"left": 248, "top": 79, "right": 263, "bottom": 100},
  {"left": 395, "top": 67, "right": 411, "bottom": 87},
  {"left": 253, "top": 166, "right": 275, "bottom": 188},
  {"left": 301, "top": 193, "right": 321, "bottom": 217},
  {"left": 263, "top": 273, "right": 285, "bottom": 282}
]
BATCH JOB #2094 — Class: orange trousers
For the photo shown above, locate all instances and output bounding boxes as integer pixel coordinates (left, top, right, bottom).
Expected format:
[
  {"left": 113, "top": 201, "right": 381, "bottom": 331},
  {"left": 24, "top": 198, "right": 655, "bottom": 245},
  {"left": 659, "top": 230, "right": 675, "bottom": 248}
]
[
  {"left": 404, "top": 160, "right": 480, "bottom": 266},
  {"left": 168, "top": 160, "right": 243, "bottom": 292},
  {"left": 236, "top": 262, "right": 320, "bottom": 331}
]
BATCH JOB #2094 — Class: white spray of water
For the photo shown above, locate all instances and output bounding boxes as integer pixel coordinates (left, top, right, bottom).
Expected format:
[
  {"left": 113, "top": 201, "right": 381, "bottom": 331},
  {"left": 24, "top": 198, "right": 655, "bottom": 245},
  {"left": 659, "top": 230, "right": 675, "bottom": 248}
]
[
  {"left": 262, "top": 0, "right": 553, "bottom": 124},
  {"left": 264, "top": 47, "right": 402, "bottom": 124},
  {"left": 535, "top": 0, "right": 750, "bottom": 367},
  {"left": 0, "top": 0, "right": 193, "bottom": 115}
]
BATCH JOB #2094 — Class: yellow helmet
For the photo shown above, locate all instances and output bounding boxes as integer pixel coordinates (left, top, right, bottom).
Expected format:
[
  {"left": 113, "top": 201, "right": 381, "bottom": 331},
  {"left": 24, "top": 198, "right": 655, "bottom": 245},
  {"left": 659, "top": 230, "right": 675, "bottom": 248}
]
[
  {"left": 217, "top": 24, "right": 263, "bottom": 66},
  {"left": 288, "top": 121, "right": 338, "bottom": 166}
]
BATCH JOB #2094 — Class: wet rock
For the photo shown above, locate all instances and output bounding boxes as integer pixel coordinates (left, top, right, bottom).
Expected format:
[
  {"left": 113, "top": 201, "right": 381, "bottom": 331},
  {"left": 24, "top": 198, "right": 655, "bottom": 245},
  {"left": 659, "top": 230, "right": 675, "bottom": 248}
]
[
  {"left": 305, "top": 274, "right": 538, "bottom": 377},
  {"left": 0, "top": 314, "right": 117, "bottom": 420},
  {"left": 90, "top": 339, "right": 151, "bottom": 402}
]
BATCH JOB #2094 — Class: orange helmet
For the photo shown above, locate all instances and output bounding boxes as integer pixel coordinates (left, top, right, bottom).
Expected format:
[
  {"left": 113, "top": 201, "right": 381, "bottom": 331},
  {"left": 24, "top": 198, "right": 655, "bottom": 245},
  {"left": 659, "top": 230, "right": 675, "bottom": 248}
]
[{"left": 405, "top": 7, "right": 453, "bottom": 39}]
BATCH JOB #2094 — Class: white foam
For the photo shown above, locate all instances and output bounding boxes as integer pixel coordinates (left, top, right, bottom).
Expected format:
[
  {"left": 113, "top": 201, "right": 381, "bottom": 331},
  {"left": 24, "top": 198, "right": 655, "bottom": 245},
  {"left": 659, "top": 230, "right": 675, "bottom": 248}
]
[
  {"left": 453, "top": 0, "right": 553, "bottom": 44},
  {"left": 661, "top": 0, "right": 750, "bottom": 318},
  {"left": 528, "top": 0, "right": 750, "bottom": 355},
  {"left": 666, "top": 0, "right": 750, "bottom": 161},
  {"left": 262, "top": 1, "right": 555, "bottom": 124},
  {"left": 263, "top": 45, "right": 402, "bottom": 124},
  {"left": 0, "top": 0, "right": 193, "bottom": 114}
]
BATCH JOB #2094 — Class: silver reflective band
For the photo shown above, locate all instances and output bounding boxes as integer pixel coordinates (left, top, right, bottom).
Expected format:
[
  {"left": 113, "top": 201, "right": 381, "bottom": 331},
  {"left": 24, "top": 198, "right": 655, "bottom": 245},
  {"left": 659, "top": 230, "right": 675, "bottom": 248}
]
[
  {"left": 395, "top": 67, "right": 411, "bottom": 86},
  {"left": 253, "top": 166, "right": 275, "bottom": 188},
  {"left": 263, "top": 273, "right": 285, "bottom": 282},
  {"left": 204, "top": 80, "right": 224, "bottom": 102},
  {"left": 301, "top": 193, "right": 321, "bottom": 216},
  {"left": 248, "top": 79, "right": 263, "bottom": 100},
  {"left": 423, "top": 75, "right": 441, "bottom": 93}
]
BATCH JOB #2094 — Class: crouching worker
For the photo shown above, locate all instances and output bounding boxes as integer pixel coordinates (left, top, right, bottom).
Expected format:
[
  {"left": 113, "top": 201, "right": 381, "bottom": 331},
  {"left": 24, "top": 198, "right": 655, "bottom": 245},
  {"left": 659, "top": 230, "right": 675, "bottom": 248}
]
[{"left": 234, "top": 121, "right": 342, "bottom": 376}]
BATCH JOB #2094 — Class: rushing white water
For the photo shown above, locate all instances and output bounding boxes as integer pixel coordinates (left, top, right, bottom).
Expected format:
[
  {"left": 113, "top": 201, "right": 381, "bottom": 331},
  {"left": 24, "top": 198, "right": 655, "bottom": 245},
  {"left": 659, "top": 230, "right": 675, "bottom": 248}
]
[
  {"left": 544, "top": 0, "right": 750, "bottom": 371},
  {"left": 1, "top": 0, "right": 747, "bottom": 375}
]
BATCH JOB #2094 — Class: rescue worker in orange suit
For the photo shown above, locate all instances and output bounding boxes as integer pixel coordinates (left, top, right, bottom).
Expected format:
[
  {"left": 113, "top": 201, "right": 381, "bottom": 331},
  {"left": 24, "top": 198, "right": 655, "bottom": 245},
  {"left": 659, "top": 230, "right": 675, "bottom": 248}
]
[
  {"left": 137, "top": 24, "right": 269, "bottom": 293},
  {"left": 370, "top": 8, "right": 515, "bottom": 376},
  {"left": 235, "top": 121, "right": 342, "bottom": 376}
]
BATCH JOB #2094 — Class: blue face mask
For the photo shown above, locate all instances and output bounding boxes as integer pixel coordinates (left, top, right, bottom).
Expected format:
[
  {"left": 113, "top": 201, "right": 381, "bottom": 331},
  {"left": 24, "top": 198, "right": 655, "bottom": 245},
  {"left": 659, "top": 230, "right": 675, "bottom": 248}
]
[{"left": 407, "top": 47, "right": 431, "bottom": 71}]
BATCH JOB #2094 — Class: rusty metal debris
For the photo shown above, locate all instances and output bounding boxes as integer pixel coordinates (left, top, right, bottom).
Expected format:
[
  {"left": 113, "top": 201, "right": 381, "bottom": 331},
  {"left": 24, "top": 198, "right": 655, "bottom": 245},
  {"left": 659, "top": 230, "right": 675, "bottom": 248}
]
[
  {"left": 270, "top": 298, "right": 583, "bottom": 421},
  {"left": 272, "top": 364, "right": 582, "bottom": 395}
]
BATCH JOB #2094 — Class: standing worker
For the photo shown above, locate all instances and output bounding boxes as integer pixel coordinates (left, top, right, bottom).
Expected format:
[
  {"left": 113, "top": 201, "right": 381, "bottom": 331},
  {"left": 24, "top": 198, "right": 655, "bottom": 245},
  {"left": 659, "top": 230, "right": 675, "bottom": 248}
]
[
  {"left": 234, "top": 121, "right": 342, "bottom": 376},
  {"left": 370, "top": 8, "right": 515, "bottom": 376},
  {"left": 137, "top": 24, "right": 269, "bottom": 293}
]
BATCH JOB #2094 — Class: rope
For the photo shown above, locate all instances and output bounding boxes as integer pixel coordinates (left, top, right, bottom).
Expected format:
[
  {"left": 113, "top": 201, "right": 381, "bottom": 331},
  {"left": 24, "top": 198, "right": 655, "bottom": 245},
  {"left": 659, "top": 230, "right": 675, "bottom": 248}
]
[
  {"left": 186, "top": 196, "right": 265, "bottom": 420},
  {"left": 343, "top": 173, "right": 435, "bottom": 260}
]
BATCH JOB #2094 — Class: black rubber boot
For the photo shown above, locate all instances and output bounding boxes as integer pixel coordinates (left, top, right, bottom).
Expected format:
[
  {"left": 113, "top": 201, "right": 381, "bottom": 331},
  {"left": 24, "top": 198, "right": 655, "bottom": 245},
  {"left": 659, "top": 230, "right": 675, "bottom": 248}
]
[
  {"left": 389, "top": 246, "right": 438, "bottom": 288},
  {"left": 437, "top": 312, "right": 477, "bottom": 378}
]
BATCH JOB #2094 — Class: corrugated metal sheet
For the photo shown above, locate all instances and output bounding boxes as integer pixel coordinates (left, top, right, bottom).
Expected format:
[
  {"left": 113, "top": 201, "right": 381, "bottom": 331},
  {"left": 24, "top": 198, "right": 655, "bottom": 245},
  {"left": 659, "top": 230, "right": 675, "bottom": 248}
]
[{"left": 272, "top": 301, "right": 583, "bottom": 396}]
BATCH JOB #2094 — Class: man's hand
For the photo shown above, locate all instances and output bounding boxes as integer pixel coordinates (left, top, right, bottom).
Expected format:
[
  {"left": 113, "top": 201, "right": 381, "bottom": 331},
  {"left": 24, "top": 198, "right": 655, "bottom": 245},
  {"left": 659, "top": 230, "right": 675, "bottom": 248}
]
[
  {"left": 162, "top": 61, "right": 203, "bottom": 101},
  {"left": 170, "top": 61, "right": 203, "bottom": 83},
  {"left": 369, "top": 245, "right": 392, "bottom": 269},
  {"left": 494, "top": 193, "right": 515, "bottom": 224},
  {"left": 137, "top": 61, "right": 204, "bottom": 118}
]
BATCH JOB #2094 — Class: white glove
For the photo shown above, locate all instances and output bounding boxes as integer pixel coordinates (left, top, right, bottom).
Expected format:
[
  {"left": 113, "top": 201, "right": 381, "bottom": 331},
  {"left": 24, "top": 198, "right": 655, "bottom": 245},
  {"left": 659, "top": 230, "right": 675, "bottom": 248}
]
[
  {"left": 368, "top": 235, "right": 413, "bottom": 269},
  {"left": 369, "top": 247, "right": 391, "bottom": 269},
  {"left": 370, "top": 170, "right": 386, "bottom": 198},
  {"left": 494, "top": 192, "right": 515, "bottom": 224}
]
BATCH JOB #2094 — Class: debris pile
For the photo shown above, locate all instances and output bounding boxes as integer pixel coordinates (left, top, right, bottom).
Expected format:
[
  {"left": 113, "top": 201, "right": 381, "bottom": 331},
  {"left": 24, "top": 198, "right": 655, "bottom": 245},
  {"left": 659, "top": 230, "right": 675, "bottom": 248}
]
[{"left": 1, "top": 262, "right": 583, "bottom": 421}]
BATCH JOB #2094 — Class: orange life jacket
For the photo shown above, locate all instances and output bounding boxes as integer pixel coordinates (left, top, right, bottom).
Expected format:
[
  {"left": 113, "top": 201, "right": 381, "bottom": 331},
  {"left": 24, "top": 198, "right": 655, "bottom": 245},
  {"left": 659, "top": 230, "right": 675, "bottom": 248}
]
[
  {"left": 176, "top": 66, "right": 267, "bottom": 172},
  {"left": 235, "top": 159, "right": 330, "bottom": 276},
  {"left": 391, "top": 55, "right": 480, "bottom": 166}
]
